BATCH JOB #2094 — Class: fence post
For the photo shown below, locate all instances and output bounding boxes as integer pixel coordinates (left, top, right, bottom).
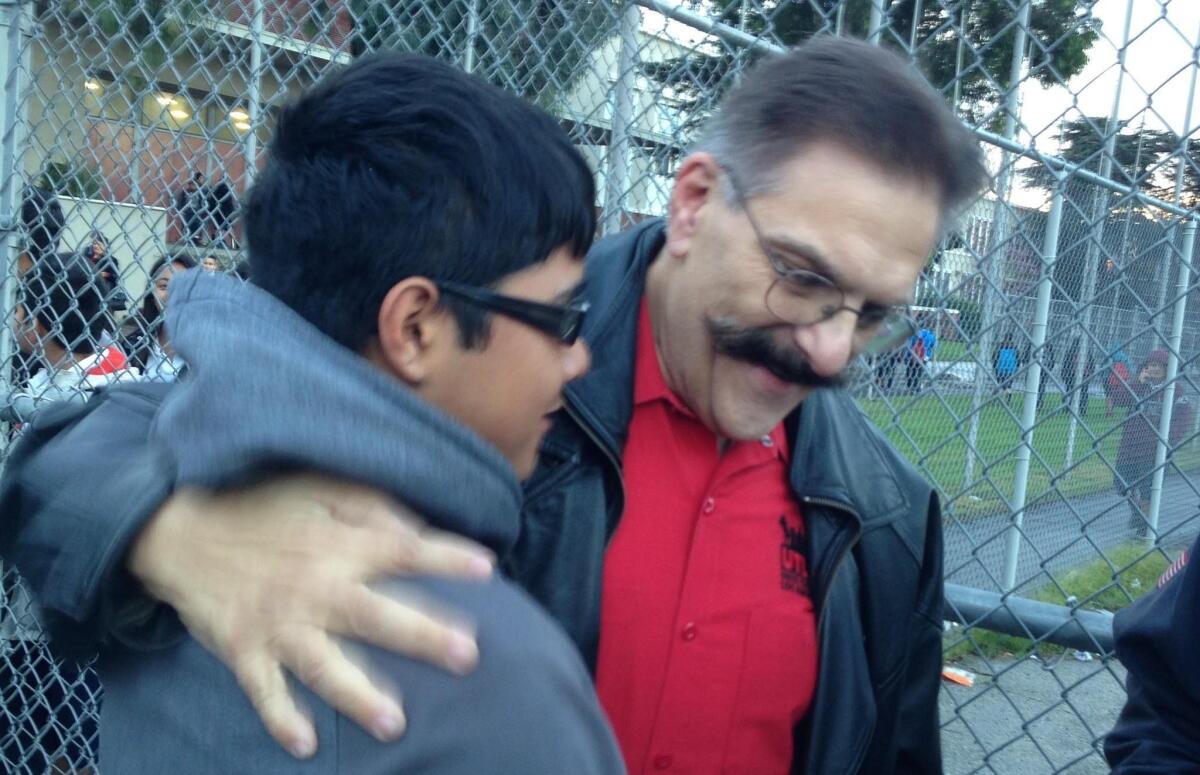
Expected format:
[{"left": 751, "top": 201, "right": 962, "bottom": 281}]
[
  {"left": 964, "top": 0, "right": 1031, "bottom": 487},
  {"left": 463, "top": 0, "right": 480, "bottom": 73},
  {"left": 1064, "top": 0, "right": 1135, "bottom": 469},
  {"left": 867, "top": 0, "right": 886, "bottom": 45},
  {"left": 0, "top": 0, "right": 28, "bottom": 454},
  {"left": 1147, "top": 220, "right": 1197, "bottom": 539},
  {"left": 601, "top": 3, "right": 640, "bottom": 237},
  {"left": 1002, "top": 174, "right": 1065, "bottom": 592},
  {"left": 244, "top": 0, "right": 265, "bottom": 185}
]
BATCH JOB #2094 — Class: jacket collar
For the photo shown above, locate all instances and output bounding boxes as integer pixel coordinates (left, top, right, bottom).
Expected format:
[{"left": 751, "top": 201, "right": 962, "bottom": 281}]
[
  {"left": 567, "top": 218, "right": 909, "bottom": 529},
  {"left": 562, "top": 218, "right": 664, "bottom": 460}
]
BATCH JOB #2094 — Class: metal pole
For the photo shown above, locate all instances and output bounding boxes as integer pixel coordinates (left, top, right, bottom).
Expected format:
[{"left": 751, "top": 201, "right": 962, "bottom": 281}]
[
  {"left": 1147, "top": 221, "right": 1197, "bottom": 540},
  {"left": 907, "top": 0, "right": 923, "bottom": 55},
  {"left": 1155, "top": 19, "right": 1200, "bottom": 333},
  {"left": 464, "top": 0, "right": 480, "bottom": 73},
  {"left": 964, "top": 0, "right": 1031, "bottom": 487},
  {"left": 244, "top": 0, "right": 265, "bottom": 185},
  {"left": 1002, "top": 175, "right": 1065, "bottom": 592},
  {"left": 868, "top": 0, "right": 886, "bottom": 45},
  {"left": 0, "top": 0, "right": 28, "bottom": 452},
  {"left": 601, "top": 3, "right": 640, "bottom": 237},
  {"left": 952, "top": 5, "right": 965, "bottom": 112},
  {"left": 1064, "top": 0, "right": 1135, "bottom": 468}
]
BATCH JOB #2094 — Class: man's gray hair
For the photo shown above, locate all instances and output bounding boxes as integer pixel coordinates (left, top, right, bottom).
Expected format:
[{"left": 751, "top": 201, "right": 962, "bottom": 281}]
[{"left": 692, "top": 37, "right": 987, "bottom": 216}]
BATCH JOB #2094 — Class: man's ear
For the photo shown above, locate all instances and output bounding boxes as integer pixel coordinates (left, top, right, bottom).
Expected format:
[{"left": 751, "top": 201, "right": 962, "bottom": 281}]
[
  {"left": 665, "top": 152, "right": 722, "bottom": 261},
  {"left": 375, "top": 277, "right": 453, "bottom": 384}
]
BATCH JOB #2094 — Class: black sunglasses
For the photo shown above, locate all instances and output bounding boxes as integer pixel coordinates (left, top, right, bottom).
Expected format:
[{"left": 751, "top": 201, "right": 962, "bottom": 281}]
[{"left": 436, "top": 280, "right": 590, "bottom": 346}]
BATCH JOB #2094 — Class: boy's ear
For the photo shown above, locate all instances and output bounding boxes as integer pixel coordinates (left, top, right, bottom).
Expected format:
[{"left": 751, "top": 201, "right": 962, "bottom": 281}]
[{"left": 374, "top": 277, "right": 455, "bottom": 384}]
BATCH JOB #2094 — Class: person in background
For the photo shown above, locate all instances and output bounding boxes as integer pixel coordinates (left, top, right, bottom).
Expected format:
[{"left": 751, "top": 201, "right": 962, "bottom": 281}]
[
  {"left": 919, "top": 320, "right": 937, "bottom": 363},
  {"left": 994, "top": 333, "right": 1019, "bottom": 393},
  {"left": 81, "top": 231, "right": 127, "bottom": 313},
  {"left": 1111, "top": 349, "right": 1192, "bottom": 537},
  {"left": 120, "top": 255, "right": 197, "bottom": 382},
  {"left": 201, "top": 254, "right": 222, "bottom": 273},
  {"left": 208, "top": 177, "right": 237, "bottom": 247},
  {"left": 1107, "top": 344, "right": 1134, "bottom": 416},
  {"left": 2, "top": 257, "right": 136, "bottom": 423},
  {"left": 175, "top": 171, "right": 210, "bottom": 245}
]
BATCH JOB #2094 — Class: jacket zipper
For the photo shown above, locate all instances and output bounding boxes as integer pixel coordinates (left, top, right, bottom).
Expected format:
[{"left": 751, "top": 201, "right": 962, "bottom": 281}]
[
  {"left": 801, "top": 494, "right": 870, "bottom": 774},
  {"left": 562, "top": 397, "right": 626, "bottom": 536},
  {"left": 800, "top": 495, "right": 863, "bottom": 630}
]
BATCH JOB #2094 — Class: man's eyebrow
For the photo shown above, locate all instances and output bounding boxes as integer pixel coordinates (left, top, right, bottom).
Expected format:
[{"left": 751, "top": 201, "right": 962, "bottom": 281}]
[{"left": 766, "top": 234, "right": 911, "bottom": 308}]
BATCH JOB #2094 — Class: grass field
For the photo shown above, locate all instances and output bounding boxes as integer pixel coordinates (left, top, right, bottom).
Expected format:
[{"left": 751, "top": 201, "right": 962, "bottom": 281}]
[
  {"left": 935, "top": 340, "right": 970, "bottom": 362},
  {"left": 857, "top": 391, "right": 1200, "bottom": 519},
  {"left": 943, "top": 542, "right": 1173, "bottom": 660}
]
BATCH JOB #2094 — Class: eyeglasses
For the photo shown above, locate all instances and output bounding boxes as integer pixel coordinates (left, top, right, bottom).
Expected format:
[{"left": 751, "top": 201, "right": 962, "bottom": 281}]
[
  {"left": 722, "top": 171, "right": 916, "bottom": 355},
  {"left": 436, "top": 280, "right": 590, "bottom": 346}
]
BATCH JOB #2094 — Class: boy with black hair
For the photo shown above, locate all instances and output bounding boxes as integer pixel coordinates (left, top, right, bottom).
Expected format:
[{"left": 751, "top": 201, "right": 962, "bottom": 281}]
[{"left": 4, "top": 51, "right": 619, "bottom": 774}]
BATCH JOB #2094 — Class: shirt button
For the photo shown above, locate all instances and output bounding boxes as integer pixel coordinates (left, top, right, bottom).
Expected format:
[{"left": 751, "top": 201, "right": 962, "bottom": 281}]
[
  {"left": 761, "top": 434, "right": 774, "bottom": 447},
  {"left": 653, "top": 754, "right": 673, "bottom": 769},
  {"left": 681, "top": 623, "right": 697, "bottom": 641},
  {"left": 702, "top": 497, "right": 716, "bottom": 515}
]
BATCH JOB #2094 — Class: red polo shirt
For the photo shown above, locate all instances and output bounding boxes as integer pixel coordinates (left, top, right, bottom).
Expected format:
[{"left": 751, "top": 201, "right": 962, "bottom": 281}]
[{"left": 595, "top": 302, "right": 819, "bottom": 774}]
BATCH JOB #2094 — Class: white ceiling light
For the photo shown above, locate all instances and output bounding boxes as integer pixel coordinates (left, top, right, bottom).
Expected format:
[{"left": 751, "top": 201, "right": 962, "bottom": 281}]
[{"left": 229, "top": 108, "right": 249, "bottom": 121}]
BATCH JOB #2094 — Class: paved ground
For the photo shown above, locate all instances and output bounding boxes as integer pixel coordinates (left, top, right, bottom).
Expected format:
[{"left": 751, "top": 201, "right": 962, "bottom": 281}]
[
  {"left": 941, "top": 653, "right": 1127, "bottom": 775},
  {"left": 939, "top": 469, "right": 1198, "bottom": 774}
]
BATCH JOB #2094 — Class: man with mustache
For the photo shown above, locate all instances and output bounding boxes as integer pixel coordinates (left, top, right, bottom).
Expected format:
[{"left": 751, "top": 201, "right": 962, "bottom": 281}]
[{"left": 2, "top": 38, "right": 986, "bottom": 773}]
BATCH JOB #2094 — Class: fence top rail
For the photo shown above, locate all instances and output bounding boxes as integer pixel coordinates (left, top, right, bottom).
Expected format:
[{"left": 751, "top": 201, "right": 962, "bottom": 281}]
[{"left": 631, "top": 0, "right": 1199, "bottom": 223}]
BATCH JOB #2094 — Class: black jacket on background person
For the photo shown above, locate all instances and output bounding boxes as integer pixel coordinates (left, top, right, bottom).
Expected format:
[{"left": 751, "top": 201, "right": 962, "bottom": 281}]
[
  {"left": 0, "top": 220, "right": 945, "bottom": 775},
  {"left": 1104, "top": 533, "right": 1200, "bottom": 772}
]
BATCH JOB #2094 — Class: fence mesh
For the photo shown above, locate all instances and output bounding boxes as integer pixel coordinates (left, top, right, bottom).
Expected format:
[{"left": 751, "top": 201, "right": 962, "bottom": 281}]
[{"left": 1, "top": 1, "right": 1198, "bottom": 773}]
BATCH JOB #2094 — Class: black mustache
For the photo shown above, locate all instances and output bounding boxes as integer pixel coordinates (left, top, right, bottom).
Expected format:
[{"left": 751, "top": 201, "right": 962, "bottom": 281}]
[{"left": 707, "top": 318, "right": 844, "bottom": 389}]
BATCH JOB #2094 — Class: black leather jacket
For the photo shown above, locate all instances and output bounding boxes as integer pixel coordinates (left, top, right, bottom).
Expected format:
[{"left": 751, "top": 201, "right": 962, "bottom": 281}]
[
  {"left": 505, "top": 220, "right": 945, "bottom": 775},
  {"left": 0, "top": 219, "right": 944, "bottom": 775}
]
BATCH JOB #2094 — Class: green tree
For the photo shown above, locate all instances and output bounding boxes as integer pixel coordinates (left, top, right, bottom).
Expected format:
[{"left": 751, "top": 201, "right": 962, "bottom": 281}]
[
  {"left": 1019, "top": 116, "right": 1177, "bottom": 193},
  {"left": 642, "top": 0, "right": 1099, "bottom": 135},
  {"left": 66, "top": 0, "right": 207, "bottom": 74},
  {"left": 318, "top": 0, "right": 617, "bottom": 110}
]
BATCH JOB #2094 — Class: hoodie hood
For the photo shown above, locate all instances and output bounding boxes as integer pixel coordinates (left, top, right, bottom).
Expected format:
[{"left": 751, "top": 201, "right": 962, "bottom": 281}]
[{"left": 153, "top": 270, "right": 523, "bottom": 554}]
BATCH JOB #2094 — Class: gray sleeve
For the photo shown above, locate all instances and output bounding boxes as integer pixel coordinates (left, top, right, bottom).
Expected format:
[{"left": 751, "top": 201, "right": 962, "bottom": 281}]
[
  {"left": 0, "top": 382, "right": 181, "bottom": 658},
  {"left": 336, "top": 576, "right": 625, "bottom": 775},
  {"left": 0, "top": 382, "right": 88, "bottom": 423}
]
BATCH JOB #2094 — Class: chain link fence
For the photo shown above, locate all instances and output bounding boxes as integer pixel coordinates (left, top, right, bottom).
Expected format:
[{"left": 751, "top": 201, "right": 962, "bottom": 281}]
[{"left": 1, "top": 0, "right": 1198, "bottom": 772}]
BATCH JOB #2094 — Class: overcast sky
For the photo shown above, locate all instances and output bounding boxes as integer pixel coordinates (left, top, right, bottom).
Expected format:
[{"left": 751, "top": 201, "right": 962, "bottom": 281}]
[
  {"left": 1021, "top": 0, "right": 1199, "bottom": 144},
  {"left": 639, "top": 1, "right": 1199, "bottom": 205}
]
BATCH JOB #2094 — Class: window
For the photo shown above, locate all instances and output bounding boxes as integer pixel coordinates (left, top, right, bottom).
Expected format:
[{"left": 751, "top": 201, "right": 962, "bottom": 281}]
[{"left": 83, "top": 73, "right": 261, "bottom": 143}]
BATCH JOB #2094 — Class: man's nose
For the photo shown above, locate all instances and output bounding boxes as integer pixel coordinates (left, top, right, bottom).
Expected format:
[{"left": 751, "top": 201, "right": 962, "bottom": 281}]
[{"left": 791, "top": 312, "right": 856, "bottom": 378}]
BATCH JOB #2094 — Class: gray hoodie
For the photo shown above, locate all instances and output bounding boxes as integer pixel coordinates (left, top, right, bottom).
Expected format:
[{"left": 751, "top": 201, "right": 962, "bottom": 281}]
[{"left": 95, "top": 271, "right": 624, "bottom": 774}]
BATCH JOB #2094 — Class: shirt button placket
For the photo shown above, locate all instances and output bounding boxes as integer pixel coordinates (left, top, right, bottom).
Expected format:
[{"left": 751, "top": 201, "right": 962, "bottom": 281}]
[
  {"left": 681, "top": 622, "right": 697, "bottom": 641},
  {"left": 701, "top": 496, "right": 716, "bottom": 515}
]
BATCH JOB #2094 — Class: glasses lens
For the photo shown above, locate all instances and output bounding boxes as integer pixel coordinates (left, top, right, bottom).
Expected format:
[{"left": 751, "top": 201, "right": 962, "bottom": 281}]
[
  {"left": 764, "top": 273, "right": 843, "bottom": 326},
  {"left": 860, "top": 313, "right": 917, "bottom": 355}
]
